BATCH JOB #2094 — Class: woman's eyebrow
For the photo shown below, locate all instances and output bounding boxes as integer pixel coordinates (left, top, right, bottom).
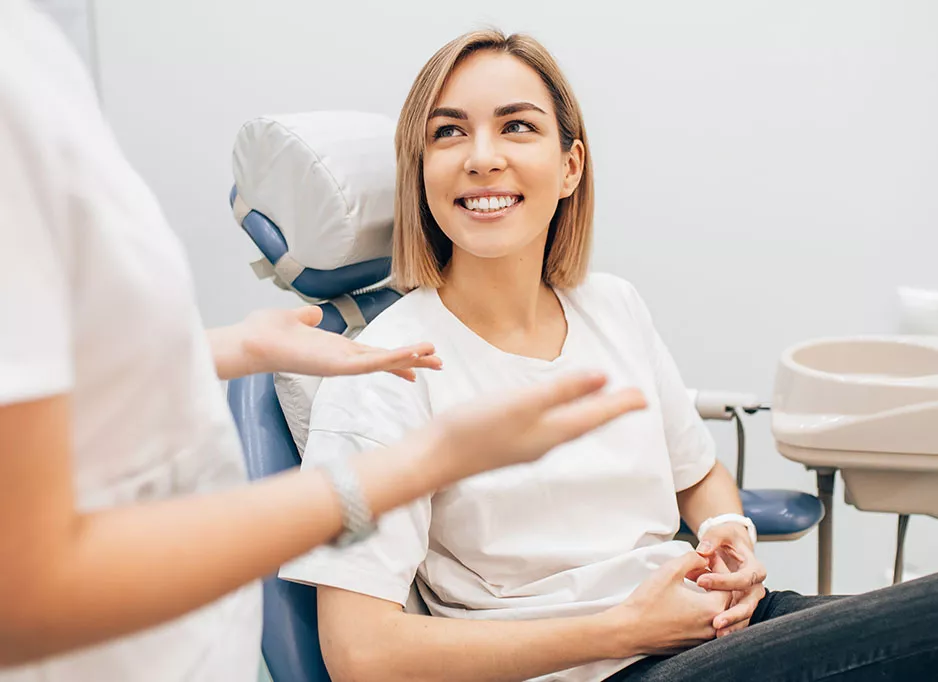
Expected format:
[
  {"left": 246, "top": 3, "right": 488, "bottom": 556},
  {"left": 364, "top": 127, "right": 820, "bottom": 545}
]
[
  {"left": 428, "top": 107, "right": 467, "bottom": 121},
  {"left": 494, "top": 102, "right": 547, "bottom": 117},
  {"left": 427, "top": 102, "right": 547, "bottom": 121}
]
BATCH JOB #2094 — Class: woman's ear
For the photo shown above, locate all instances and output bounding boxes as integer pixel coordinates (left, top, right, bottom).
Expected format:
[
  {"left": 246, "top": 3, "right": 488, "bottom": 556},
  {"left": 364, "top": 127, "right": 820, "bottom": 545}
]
[{"left": 560, "top": 140, "right": 585, "bottom": 199}]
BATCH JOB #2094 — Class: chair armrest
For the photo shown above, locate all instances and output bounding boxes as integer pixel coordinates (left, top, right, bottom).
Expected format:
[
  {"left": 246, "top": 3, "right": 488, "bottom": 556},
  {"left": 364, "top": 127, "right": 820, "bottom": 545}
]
[{"left": 688, "top": 389, "right": 762, "bottom": 421}]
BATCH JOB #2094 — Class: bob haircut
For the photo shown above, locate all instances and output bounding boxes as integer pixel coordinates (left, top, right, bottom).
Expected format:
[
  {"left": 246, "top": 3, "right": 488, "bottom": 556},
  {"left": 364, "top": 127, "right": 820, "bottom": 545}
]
[{"left": 392, "top": 29, "right": 594, "bottom": 290}]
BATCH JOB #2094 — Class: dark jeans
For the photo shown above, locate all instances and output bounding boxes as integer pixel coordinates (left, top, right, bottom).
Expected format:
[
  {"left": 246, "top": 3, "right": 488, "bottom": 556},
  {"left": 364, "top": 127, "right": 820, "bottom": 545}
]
[{"left": 606, "top": 572, "right": 938, "bottom": 681}]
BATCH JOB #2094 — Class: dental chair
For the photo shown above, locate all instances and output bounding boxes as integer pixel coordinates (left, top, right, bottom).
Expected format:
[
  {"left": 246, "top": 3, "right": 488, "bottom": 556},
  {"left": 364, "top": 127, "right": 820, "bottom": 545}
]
[{"left": 225, "top": 111, "right": 825, "bottom": 682}]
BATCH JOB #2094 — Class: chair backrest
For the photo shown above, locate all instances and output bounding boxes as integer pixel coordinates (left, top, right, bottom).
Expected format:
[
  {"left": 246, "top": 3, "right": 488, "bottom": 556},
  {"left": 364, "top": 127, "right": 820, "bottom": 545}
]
[
  {"left": 227, "top": 373, "right": 331, "bottom": 682},
  {"left": 228, "top": 111, "right": 410, "bottom": 681},
  {"left": 230, "top": 110, "right": 398, "bottom": 305}
]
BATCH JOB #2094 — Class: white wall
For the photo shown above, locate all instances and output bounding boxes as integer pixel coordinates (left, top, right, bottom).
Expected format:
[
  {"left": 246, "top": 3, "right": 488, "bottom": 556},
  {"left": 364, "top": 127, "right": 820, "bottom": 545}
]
[{"left": 94, "top": 0, "right": 938, "bottom": 595}]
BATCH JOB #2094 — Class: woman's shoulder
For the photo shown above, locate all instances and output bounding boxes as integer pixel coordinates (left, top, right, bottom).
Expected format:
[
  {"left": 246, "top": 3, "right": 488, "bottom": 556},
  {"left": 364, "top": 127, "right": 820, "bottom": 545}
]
[
  {"left": 564, "top": 271, "right": 646, "bottom": 315},
  {"left": 308, "top": 288, "right": 438, "bottom": 441},
  {"left": 351, "top": 286, "right": 440, "bottom": 348}
]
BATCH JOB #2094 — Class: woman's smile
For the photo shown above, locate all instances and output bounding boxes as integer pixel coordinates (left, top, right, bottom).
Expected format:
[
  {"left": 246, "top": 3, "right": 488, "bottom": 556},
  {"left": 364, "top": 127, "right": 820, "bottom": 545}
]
[{"left": 455, "top": 191, "right": 524, "bottom": 221}]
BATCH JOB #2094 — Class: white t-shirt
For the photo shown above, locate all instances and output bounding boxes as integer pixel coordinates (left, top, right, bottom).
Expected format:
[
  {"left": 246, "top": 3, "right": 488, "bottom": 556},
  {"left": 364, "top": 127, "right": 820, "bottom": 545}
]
[
  {"left": 280, "top": 273, "right": 717, "bottom": 682},
  {"left": 0, "top": 4, "right": 261, "bottom": 681}
]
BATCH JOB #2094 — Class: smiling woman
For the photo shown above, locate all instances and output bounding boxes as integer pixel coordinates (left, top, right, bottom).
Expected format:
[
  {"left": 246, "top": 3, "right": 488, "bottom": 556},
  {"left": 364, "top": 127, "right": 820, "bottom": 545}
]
[
  {"left": 393, "top": 33, "right": 593, "bottom": 292},
  {"left": 427, "top": 97, "right": 545, "bottom": 226},
  {"left": 277, "top": 27, "right": 938, "bottom": 682}
]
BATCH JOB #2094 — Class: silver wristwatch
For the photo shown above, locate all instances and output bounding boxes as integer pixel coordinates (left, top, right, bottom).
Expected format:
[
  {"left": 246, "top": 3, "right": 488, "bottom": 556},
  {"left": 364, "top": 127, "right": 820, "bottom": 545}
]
[{"left": 319, "top": 456, "right": 377, "bottom": 547}]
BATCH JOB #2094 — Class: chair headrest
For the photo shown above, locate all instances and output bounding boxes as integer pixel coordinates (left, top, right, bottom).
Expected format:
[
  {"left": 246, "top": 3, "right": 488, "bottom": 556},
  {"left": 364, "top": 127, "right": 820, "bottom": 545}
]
[{"left": 231, "top": 111, "right": 397, "bottom": 300}]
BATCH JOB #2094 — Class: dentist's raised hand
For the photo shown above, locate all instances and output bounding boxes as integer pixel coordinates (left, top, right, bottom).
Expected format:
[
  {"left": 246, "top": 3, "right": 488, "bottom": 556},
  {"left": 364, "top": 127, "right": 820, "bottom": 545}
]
[
  {"left": 434, "top": 372, "right": 647, "bottom": 479},
  {"left": 208, "top": 305, "right": 443, "bottom": 381}
]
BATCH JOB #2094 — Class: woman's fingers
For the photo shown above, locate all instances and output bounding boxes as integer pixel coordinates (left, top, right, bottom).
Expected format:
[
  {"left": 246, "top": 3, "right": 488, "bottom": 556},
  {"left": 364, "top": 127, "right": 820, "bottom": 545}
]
[
  {"left": 698, "top": 563, "right": 766, "bottom": 592},
  {"left": 715, "top": 591, "right": 760, "bottom": 637},
  {"left": 684, "top": 565, "right": 712, "bottom": 583},
  {"left": 716, "top": 620, "right": 750, "bottom": 638},
  {"left": 698, "top": 571, "right": 752, "bottom": 591},
  {"left": 714, "top": 597, "right": 757, "bottom": 631}
]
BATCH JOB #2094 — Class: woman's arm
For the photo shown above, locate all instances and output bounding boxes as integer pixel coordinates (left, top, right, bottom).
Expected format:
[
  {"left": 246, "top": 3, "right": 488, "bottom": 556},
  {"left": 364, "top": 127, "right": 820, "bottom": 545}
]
[
  {"left": 0, "top": 373, "right": 643, "bottom": 666},
  {"left": 676, "top": 461, "right": 767, "bottom": 637},
  {"left": 675, "top": 461, "right": 743, "bottom": 536},
  {"left": 318, "top": 588, "right": 623, "bottom": 682},
  {"left": 317, "top": 551, "right": 730, "bottom": 682}
]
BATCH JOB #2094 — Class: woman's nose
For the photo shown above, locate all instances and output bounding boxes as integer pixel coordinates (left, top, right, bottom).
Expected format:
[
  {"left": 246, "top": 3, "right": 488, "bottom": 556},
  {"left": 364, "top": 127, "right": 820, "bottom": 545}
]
[{"left": 463, "top": 132, "right": 506, "bottom": 175}]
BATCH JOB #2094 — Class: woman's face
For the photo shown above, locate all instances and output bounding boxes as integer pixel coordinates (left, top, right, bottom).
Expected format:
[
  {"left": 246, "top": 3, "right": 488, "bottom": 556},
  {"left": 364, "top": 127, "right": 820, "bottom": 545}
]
[{"left": 422, "top": 51, "right": 583, "bottom": 262}]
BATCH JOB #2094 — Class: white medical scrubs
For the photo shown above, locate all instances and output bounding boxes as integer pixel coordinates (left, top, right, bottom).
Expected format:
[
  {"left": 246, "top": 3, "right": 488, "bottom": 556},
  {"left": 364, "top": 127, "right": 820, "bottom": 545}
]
[{"left": 0, "top": 3, "right": 262, "bottom": 680}]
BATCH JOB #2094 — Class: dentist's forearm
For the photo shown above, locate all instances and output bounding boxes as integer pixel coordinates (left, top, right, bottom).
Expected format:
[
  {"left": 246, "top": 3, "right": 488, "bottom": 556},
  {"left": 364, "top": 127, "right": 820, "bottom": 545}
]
[
  {"left": 0, "top": 397, "right": 454, "bottom": 666},
  {"left": 206, "top": 323, "right": 254, "bottom": 380}
]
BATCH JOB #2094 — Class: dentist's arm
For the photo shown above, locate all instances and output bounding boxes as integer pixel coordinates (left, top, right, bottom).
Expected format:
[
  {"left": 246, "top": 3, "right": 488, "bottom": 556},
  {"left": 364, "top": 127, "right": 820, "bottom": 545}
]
[
  {"left": 0, "top": 374, "right": 643, "bottom": 666},
  {"left": 206, "top": 306, "right": 442, "bottom": 381}
]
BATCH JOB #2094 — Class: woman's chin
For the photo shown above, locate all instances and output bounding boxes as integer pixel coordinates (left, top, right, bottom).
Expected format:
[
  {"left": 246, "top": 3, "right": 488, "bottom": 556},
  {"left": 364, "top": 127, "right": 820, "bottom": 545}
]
[{"left": 450, "top": 235, "right": 540, "bottom": 262}]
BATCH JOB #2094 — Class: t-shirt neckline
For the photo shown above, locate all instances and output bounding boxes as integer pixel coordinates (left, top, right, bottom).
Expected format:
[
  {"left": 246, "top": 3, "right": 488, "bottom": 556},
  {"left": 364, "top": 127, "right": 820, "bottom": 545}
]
[{"left": 424, "top": 285, "right": 576, "bottom": 371}]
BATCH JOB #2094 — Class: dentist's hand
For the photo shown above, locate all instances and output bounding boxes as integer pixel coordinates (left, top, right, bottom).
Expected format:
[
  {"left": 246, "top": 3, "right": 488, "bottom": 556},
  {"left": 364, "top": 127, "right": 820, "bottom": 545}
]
[
  {"left": 435, "top": 373, "right": 647, "bottom": 479},
  {"left": 209, "top": 305, "right": 443, "bottom": 381}
]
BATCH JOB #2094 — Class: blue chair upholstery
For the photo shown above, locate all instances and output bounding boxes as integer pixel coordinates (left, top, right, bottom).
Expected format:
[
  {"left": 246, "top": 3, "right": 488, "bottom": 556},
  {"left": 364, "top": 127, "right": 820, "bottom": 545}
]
[
  {"left": 317, "top": 288, "right": 401, "bottom": 334},
  {"left": 228, "top": 372, "right": 330, "bottom": 682},
  {"left": 679, "top": 489, "right": 824, "bottom": 540},
  {"left": 227, "top": 284, "right": 402, "bottom": 681},
  {"left": 230, "top": 186, "right": 391, "bottom": 301}
]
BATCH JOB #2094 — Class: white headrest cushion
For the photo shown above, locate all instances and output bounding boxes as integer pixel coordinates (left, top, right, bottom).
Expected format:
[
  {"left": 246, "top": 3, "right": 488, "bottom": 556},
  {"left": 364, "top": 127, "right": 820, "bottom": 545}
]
[{"left": 232, "top": 111, "right": 397, "bottom": 270}]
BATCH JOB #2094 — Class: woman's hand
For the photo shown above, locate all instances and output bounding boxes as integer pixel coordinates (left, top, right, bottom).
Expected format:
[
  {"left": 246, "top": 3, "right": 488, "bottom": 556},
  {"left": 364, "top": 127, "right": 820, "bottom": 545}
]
[
  {"left": 209, "top": 305, "right": 443, "bottom": 381},
  {"left": 695, "top": 524, "right": 768, "bottom": 638},
  {"left": 598, "top": 552, "right": 731, "bottom": 658},
  {"left": 433, "top": 373, "right": 647, "bottom": 480}
]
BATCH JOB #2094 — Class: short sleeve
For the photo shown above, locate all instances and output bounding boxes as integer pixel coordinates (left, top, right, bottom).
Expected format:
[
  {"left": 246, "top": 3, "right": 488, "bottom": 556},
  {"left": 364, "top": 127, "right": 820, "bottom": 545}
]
[
  {"left": 0, "top": 105, "right": 72, "bottom": 405},
  {"left": 621, "top": 280, "right": 716, "bottom": 491},
  {"left": 278, "top": 370, "right": 433, "bottom": 607}
]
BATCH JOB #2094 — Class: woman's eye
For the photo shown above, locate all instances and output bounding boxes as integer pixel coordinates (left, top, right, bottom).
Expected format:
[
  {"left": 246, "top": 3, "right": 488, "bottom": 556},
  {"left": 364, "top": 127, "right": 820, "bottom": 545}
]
[
  {"left": 434, "top": 125, "right": 463, "bottom": 139},
  {"left": 504, "top": 120, "right": 534, "bottom": 134}
]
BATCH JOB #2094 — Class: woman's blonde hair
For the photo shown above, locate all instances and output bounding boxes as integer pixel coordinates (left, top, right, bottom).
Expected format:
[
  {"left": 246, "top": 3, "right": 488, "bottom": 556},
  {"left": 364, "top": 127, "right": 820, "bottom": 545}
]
[{"left": 392, "top": 29, "right": 594, "bottom": 290}]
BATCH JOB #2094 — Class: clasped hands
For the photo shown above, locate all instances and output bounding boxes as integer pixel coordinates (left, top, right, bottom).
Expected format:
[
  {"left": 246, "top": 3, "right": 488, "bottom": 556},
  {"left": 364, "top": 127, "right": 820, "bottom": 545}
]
[{"left": 692, "top": 522, "right": 767, "bottom": 638}]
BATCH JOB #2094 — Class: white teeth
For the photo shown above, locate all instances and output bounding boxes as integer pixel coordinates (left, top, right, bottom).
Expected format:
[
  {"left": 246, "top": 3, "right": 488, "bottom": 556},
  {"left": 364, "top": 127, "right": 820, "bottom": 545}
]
[{"left": 462, "top": 195, "right": 519, "bottom": 212}]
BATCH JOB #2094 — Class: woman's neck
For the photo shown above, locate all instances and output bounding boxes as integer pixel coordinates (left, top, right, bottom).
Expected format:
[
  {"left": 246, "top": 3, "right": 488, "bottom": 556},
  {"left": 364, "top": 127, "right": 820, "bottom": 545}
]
[{"left": 438, "top": 238, "right": 567, "bottom": 359}]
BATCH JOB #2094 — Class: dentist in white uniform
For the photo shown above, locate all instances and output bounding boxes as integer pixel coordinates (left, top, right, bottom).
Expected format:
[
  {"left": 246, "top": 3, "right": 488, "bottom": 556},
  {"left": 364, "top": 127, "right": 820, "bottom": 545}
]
[{"left": 0, "top": 3, "right": 645, "bottom": 681}]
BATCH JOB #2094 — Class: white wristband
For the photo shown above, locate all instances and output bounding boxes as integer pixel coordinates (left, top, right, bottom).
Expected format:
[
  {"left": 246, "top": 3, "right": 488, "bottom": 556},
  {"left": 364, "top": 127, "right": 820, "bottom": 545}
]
[{"left": 697, "top": 513, "right": 757, "bottom": 546}]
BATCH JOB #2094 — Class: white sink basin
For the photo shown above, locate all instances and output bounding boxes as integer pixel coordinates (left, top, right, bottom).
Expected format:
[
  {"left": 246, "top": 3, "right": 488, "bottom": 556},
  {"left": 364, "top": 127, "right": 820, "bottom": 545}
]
[{"left": 771, "top": 336, "right": 938, "bottom": 517}]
